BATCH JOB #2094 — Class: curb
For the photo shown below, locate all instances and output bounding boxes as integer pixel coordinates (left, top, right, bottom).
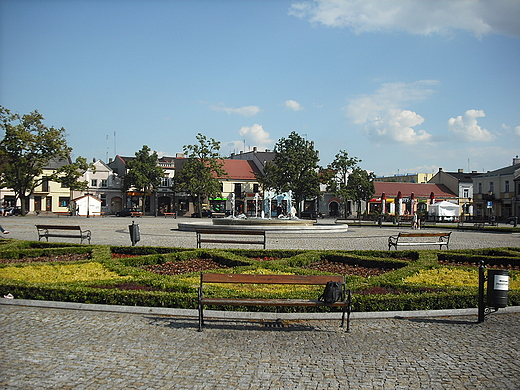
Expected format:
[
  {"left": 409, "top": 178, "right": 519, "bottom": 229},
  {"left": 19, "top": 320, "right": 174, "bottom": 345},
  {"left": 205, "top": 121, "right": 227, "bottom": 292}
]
[{"left": 2, "top": 298, "right": 519, "bottom": 320}]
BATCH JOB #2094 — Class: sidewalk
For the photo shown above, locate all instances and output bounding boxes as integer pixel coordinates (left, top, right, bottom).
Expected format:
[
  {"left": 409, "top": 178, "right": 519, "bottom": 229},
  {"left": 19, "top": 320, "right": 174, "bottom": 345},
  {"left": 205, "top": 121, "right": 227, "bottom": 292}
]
[{"left": 1, "top": 301, "right": 519, "bottom": 389}]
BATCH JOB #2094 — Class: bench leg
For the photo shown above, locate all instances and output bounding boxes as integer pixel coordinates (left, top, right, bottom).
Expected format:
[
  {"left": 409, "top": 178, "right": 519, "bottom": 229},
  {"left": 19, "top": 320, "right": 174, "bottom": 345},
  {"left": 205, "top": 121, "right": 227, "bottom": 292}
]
[{"left": 198, "top": 288, "right": 204, "bottom": 331}]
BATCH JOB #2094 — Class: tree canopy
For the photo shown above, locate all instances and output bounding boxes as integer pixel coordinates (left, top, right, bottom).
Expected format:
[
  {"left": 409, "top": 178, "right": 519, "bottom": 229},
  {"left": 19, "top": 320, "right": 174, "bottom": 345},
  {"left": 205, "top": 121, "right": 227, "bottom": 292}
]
[
  {"left": 327, "top": 150, "right": 361, "bottom": 218},
  {"left": 123, "top": 145, "right": 164, "bottom": 214},
  {"left": 346, "top": 167, "right": 376, "bottom": 216},
  {"left": 257, "top": 131, "right": 321, "bottom": 216},
  {"left": 174, "top": 133, "right": 226, "bottom": 217},
  {"left": 0, "top": 106, "right": 91, "bottom": 215}
]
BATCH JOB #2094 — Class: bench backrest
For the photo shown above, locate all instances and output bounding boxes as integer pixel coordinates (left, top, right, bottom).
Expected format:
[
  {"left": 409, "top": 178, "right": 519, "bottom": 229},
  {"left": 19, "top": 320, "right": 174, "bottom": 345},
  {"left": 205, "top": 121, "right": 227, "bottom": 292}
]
[
  {"left": 196, "top": 229, "right": 265, "bottom": 236},
  {"left": 398, "top": 232, "right": 450, "bottom": 238},
  {"left": 36, "top": 225, "right": 82, "bottom": 231},
  {"left": 201, "top": 273, "right": 344, "bottom": 285}
]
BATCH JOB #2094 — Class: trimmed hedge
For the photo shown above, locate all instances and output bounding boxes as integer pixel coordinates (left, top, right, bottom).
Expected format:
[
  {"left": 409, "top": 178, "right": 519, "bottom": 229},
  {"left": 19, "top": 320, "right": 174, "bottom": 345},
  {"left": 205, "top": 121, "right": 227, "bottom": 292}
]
[{"left": 0, "top": 240, "right": 519, "bottom": 312}]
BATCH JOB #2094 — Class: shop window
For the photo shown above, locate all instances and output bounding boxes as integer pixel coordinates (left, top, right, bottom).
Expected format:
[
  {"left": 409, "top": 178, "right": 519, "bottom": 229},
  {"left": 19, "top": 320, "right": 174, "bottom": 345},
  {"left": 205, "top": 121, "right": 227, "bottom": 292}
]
[{"left": 59, "top": 197, "right": 70, "bottom": 208}]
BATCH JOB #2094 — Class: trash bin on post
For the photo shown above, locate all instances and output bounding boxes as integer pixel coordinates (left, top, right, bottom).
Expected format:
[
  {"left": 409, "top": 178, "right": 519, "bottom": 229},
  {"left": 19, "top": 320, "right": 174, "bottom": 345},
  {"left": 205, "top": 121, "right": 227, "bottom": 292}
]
[
  {"left": 129, "top": 220, "right": 140, "bottom": 246},
  {"left": 487, "top": 269, "right": 509, "bottom": 308}
]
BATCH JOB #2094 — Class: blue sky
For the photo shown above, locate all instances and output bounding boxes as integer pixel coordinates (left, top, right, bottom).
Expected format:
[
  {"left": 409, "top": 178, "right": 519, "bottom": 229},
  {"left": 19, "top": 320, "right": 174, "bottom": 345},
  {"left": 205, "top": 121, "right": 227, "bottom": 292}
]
[{"left": 1, "top": 0, "right": 519, "bottom": 176}]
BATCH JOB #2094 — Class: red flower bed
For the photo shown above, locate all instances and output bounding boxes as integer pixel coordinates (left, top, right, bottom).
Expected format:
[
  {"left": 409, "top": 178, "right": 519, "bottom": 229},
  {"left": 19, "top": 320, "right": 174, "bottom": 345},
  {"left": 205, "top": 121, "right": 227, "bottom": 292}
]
[
  {"left": 304, "top": 259, "right": 394, "bottom": 277},
  {"left": 0, "top": 253, "right": 90, "bottom": 264},
  {"left": 143, "top": 258, "right": 228, "bottom": 275}
]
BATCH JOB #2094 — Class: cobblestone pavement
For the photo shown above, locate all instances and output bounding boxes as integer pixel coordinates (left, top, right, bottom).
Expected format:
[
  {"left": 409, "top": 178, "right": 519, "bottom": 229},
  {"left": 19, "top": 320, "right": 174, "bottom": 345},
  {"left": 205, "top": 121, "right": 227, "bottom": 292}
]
[
  {"left": 0, "top": 215, "right": 518, "bottom": 250},
  {"left": 1, "top": 305, "right": 519, "bottom": 389}
]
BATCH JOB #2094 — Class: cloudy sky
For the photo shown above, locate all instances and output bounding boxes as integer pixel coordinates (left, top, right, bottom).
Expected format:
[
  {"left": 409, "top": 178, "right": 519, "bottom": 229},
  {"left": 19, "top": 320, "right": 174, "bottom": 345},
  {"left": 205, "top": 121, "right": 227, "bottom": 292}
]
[{"left": 1, "top": 0, "right": 519, "bottom": 176}]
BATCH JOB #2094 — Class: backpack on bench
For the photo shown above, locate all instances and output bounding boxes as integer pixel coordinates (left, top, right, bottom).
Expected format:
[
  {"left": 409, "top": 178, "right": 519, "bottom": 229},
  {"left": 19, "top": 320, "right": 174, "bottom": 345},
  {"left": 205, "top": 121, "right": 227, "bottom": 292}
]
[{"left": 319, "top": 281, "right": 344, "bottom": 303}]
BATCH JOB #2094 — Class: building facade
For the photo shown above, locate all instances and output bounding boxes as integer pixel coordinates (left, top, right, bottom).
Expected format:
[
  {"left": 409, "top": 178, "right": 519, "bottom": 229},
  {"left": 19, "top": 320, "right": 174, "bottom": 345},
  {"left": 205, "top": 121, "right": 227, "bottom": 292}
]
[{"left": 472, "top": 157, "right": 520, "bottom": 220}]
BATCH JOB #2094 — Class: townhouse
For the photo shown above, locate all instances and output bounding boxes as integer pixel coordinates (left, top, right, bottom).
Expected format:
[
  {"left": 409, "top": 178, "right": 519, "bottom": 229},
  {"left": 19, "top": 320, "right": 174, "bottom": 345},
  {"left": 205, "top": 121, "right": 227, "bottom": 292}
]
[{"left": 472, "top": 157, "right": 520, "bottom": 220}]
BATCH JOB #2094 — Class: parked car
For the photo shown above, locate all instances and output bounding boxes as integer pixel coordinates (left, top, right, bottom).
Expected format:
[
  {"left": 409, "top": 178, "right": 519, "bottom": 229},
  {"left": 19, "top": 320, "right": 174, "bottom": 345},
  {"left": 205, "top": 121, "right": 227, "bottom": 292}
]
[
  {"left": 116, "top": 208, "right": 142, "bottom": 217},
  {"left": 505, "top": 216, "right": 518, "bottom": 226}
]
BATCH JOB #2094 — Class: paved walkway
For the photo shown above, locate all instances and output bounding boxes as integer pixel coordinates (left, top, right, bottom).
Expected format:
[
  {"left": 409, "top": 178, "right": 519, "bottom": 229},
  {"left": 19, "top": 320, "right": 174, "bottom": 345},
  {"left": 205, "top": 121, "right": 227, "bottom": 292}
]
[
  {"left": 1, "top": 215, "right": 519, "bottom": 388},
  {"left": 1, "top": 303, "right": 519, "bottom": 389},
  {"left": 0, "top": 214, "right": 518, "bottom": 250}
]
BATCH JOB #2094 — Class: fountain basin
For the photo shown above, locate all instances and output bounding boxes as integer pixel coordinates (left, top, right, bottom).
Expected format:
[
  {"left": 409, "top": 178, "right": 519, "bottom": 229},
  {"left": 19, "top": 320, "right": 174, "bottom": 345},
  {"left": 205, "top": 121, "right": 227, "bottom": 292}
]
[{"left": 177, "top": 218, "right": 348, "bottom": 233}]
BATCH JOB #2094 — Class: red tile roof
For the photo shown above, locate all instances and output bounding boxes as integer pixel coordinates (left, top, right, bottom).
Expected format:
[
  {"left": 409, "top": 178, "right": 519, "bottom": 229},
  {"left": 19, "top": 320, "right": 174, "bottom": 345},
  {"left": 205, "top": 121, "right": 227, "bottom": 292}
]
[
  {"left": 374, "top": 182, "right": 457, "bottom": 199},
  {"left": 214, "top": 159, "right": 261, "bottom": 180}
]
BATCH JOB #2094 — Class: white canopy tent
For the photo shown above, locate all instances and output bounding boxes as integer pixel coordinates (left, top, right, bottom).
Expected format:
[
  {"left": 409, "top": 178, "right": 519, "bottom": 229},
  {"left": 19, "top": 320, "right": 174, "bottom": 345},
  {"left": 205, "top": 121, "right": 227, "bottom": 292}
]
[{"left": 428, "top": 201, "right": 460, "bottom": 219}]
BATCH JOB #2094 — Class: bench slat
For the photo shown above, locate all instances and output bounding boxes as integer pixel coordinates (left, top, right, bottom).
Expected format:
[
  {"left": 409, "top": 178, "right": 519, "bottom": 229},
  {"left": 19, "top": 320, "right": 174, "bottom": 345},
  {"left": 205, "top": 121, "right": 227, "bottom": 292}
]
[
  {"left": 200, "top": 298, "right": 347, "bottom": 307},
  {"left": 198, "top": 239, "right": 266, "bottom": 246},
  {"left": 36, "top": 225, "right": 83, "bottom": 230},
  {"left": 397, "top": 232, "right": 449, "bottom": 238},
  {"left": 201, "top": 273, "right": 344, "bottom": 285},
  {"left": 196, "top": 229, "right": 265, "bottom": 236}
]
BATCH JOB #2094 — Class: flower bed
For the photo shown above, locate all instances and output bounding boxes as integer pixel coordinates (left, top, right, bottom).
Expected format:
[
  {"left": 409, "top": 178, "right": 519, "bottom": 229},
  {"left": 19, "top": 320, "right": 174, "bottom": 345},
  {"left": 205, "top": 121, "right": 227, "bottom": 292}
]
[{"left": 0, "top": 242, "right": 519, "bottom": 312}]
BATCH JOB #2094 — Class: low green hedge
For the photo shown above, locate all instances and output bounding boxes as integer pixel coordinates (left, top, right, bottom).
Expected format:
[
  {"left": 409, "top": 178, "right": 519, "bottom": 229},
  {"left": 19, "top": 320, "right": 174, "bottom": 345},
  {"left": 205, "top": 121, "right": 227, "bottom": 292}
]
[{"left": 0, "top": 240, "right": 519, "bottom": 312}]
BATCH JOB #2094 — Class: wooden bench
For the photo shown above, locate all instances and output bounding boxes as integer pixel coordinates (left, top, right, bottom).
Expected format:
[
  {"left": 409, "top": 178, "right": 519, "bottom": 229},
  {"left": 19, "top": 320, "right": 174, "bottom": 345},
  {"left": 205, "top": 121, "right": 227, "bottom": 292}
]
[
  {"left": 36, "top": 225, "right": 92, "bottom": 244},
  {"left": 388, "top": 232, "right": 451, "bottom": 250},
  {"left": 196, "top": 229, "right": 266, "bottom": 249},
  {"left": 163, "top": 212, "right": 176, "bottom": 218},
  {"left": 130, "top": 211, "right": 143, "bottom": 217},
  {"left": 198, "top": 273, "right": 352, "bottom": 331},
  {"left": 53, "top": 211, "right": 72, "bottom": 217},
  {"left": 397, "top": 215, "right": 414, "bottom": 228}
]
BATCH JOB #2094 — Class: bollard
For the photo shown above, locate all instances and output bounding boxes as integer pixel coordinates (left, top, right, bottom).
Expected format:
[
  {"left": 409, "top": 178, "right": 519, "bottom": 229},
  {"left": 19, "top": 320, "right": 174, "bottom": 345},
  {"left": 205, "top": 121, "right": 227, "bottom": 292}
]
[{"left": 129, "top": 220, "right": 140, "bottom": 246}]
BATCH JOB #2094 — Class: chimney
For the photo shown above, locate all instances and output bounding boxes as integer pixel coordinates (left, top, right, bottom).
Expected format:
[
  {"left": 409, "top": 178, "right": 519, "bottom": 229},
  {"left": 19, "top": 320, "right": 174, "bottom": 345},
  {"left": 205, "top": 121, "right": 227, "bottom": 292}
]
[
  {"left": 458, "top": 169, "right": 463, "bottom": 173},
  {"left": 253, "top": 147, "right": 257, "bottom": 153},
  {"left": 438, "top": 167, "right": 443, "bottom": 172},
  {"left": 513, "top": 155, "right": 520, "bottom": 165}
]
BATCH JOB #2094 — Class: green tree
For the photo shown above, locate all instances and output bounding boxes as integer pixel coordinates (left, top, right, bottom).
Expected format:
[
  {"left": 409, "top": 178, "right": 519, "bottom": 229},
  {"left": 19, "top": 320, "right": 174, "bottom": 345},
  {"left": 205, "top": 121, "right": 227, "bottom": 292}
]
[
  {"left": 346, "top": 167, "right": 376, "bottom": 217},
  {"left": 175, "top": 134, "right": 226, "bottom": 217},
  {"left": 0, "top": 106, "right": 91, "bottom": 215},
  {"left": 327, "top": 150, "right": 361, "bottom": 218},
  {"left": 123, "top": 145, "right": 164, "bottom": 214},
  {"left": 257, "top": 132, "right": 321, "bottom": 216}
]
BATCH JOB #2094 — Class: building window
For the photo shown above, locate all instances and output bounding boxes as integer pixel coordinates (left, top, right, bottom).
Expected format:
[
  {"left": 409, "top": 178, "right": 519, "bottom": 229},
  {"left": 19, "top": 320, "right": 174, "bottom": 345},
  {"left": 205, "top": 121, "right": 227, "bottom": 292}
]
[
  {"left": 101, "top": 179, "right": 108, "bottom": 188},
  {"left": 478, "top": 183, "right": 482, "bottom": 194},
  {"left": 91, "top": 179, "right": 97, "bottom": 187},
  {"left": 463, "top": 188, "right": 469, "bottom": 198},
  {"left": 489, "top": 182, "right": 494, "bottom": 193},
  {"left": 42, "top": 178, "right": 50, "bottom": 192},
  {"left": 161, "top": 177, "right": 170, "bottom": 187},
  {"left": 505, "top": 180, "right": 510, "bottom": 193},
  {"left": 100, "top": 193, "right": 106, "bottom": 207},
  {"left": 234, "top": 183, "right": 242, "bottom": 198},
  {"left": 59, "top": 197, "right": 70, "bottom": 208},
  {"left": 253, "top": 184, "right": 259, "bottom": 193}
]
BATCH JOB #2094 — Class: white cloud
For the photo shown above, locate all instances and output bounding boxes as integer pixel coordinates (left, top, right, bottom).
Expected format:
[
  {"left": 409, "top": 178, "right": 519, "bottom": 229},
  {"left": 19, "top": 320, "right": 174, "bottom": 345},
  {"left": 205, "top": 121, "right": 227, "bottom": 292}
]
[
  {"left": 210, "top": 104, "right": 261, "bottom": 117},
  {"left": 289, "top": 0, "right": 520, "bottom": 38},
  {"left": 515, "top": 126, "right": 520, "bottom": 137},
  {"left": 284, "top": 100, "right": 304, "bottom": 111},
  {"left": 447, "top": 109, "right": 495, "bottom": 142},
  {"left": 222, "top": 124, "right": 275, "bottom": 155},
  {"left": 239, "top": 124, "right": 274, "bottom": 147},
  {"left": 346, "top": 80, "right": 436, "bottom": 144}
]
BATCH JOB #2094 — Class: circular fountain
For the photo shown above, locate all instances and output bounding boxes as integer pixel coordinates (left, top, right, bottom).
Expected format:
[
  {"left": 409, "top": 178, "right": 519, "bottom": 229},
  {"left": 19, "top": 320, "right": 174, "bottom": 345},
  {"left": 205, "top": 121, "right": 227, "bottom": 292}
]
[
  {"left": 177, "top": 192, "right": 348, "bottom": 233},
  {"left": 177, "top": 216, "right": 348, "bottom": 233}
]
